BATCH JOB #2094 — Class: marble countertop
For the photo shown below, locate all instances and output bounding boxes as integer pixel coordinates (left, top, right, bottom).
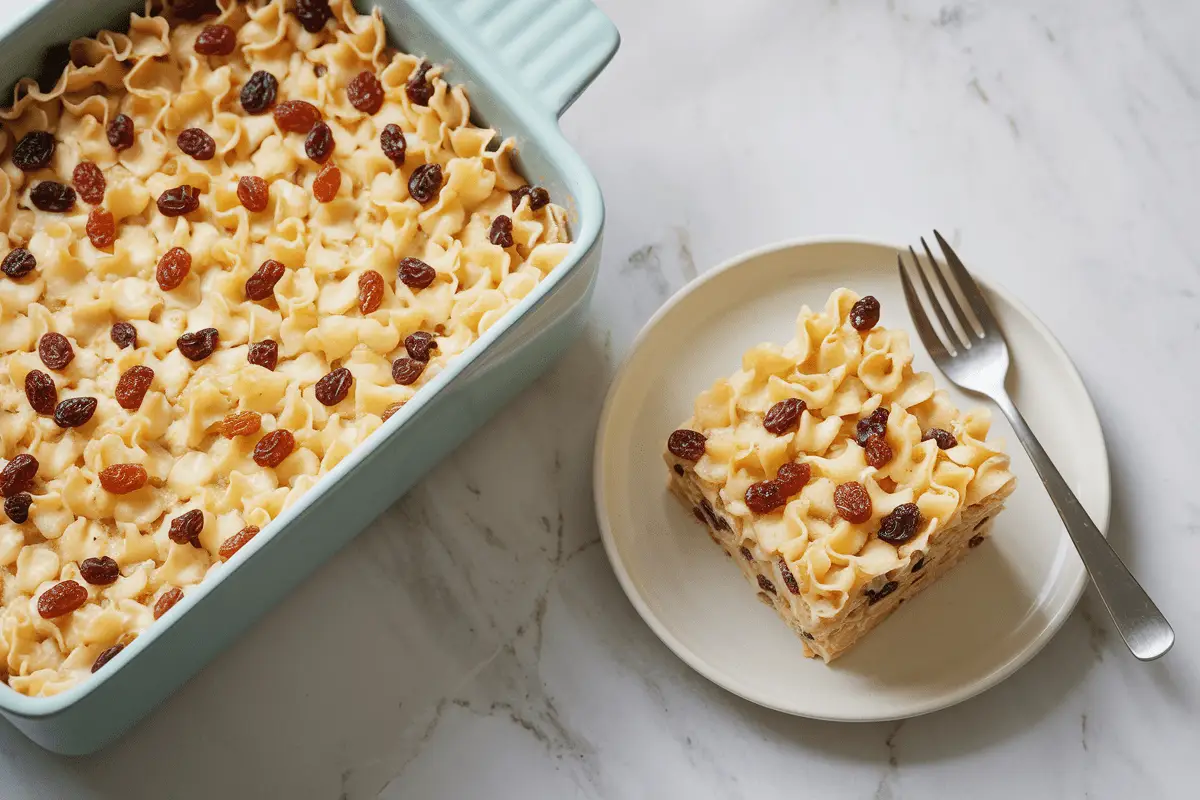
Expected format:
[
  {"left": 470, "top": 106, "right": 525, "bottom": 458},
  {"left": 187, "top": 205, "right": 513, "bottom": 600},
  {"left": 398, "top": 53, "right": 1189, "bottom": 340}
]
[{"left": 2, "top": 0, "right": 1199, "bottom": 796}]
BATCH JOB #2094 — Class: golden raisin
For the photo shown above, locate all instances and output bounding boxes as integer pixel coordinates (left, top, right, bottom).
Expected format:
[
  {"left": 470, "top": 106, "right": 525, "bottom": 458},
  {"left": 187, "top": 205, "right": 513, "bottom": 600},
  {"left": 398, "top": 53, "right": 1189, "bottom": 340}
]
[
  {"left": 86, "top": 207, "right": 116, "bottom": 249},
  {"left": 237, "top": 175, "right": 269, "bottom": 212},
  {"left": 358, "top": 270, "right": 384, "bottom": 314},
  {"left": 253, "top": 429, "right": 295, "bottom": 468},
  {"left": 72, "top": 161, "right": 106, "bottom": 204},
  {"left": 156, "top": 247, "right": 191, "bottom": 290},
  {"left": 219, "top": 410, "right": 261, "bottom": 438},
  {"left": 153, "top": 587, "right": 183, "bottom": 619},
  {"left": 219, "top": 525, "right": 259, "bottom": 560},
  {"left": 37, "top": 580, "right": 88, "bottom": 619},
  {"left": 273, "top": 100, "right": 321, "bottom": 133},
  {"left": 115, "top": 365, "right": 154, "bottom": 410},
  {"left": 312, "top": 163, "right": 341, "bottom": 202},
  {"left": 834, "top": 481, "right": 872, "bottom": 524},
  {"left": 381, "top": 401, "right": 406, "bottom": 421},
  {"left": 98, "top": 463, "right": 147, "bottom": 494}
]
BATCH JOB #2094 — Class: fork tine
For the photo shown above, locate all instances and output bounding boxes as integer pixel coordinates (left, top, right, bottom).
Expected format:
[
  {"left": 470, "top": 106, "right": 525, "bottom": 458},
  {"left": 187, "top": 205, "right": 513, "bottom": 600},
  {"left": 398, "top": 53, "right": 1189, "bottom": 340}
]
[
  {"left": 909, "top": 245, "right": 966, "bottom": 351},
  {"left": 898, "top": 253, "right": 952, "bottom": 360},
  {"left": 932, "top": 230, "right": 1003, "bottom": 337},
  {"left": 920, "top": 236, "right": 977, "bottom": 341}
]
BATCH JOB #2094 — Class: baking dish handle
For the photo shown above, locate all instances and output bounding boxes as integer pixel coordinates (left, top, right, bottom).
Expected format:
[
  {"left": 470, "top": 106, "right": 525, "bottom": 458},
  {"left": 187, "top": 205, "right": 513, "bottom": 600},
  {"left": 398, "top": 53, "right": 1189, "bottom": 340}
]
[{"left": 433, "top": 0, "right": 619, "bottom": 119}]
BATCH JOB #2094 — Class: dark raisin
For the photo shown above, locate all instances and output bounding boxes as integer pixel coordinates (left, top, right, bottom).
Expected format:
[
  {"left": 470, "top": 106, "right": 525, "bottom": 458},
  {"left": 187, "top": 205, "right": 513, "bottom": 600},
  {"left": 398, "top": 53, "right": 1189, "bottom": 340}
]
[
  {"left": 878, "top": 502, "right": 921, "bottom": 545},
  {"left": 867, "top": 580, "right": 898, "bottom": 605},
  {"left": 764, "top": 398, "right": 805, "bottom": 435},
  {"left": 245, "top": 259, "right": 285, "bottom": 300},
  {"left": 974, "top": 517, "right": 990, "bottom": 531},
  {"left": 778, "top": 558, "right": 800, "bottom": 594},
  {"left": 398, "top": 257, "right": 436, "bottom": 290},
  {"left": 195, "top": 23, "right": 236, "bottom": 55},
  {"left": 115, "top": 365, "right": 154, "bottom": 410},
  {"left": 4, "top": 493, "right": 32, "bottom": 523},
  {"left": 111, "top": 321, "right": 137, "bottom": 349},
  {"left": 700, "top": 498, "right": 719, "bottom": 528},
  {"left": 667, "top": 429, "right": 706, "bottom": 461},
  {"left": 294, "top": 0, "right": 332, "bottom": 32},
  {"left": 38, "top": 332, "right": 74, "bottom": 370},
  {"left": 405, "top": 61, "right": 433, "bottom": 106},
  {"left": 855, "top": 407, "right": 889, "bottom": 446},
  {"left": 157, "top": 185, "right": 201, "bottom": 216},
  {"left": 314, "top": 64, "right": 327, "bottom": 77},
  {"left": 154, "top": 587, "right": 183, "bottom": 619},
  {"left": 312, "top": 163, "right": 341, "bottom": 202},
  {"left": 912, "top": 557, "right": 926, "bottom": 572},
  {"left": 253, "top": 429, "right": 295, "bottom": 467},
  {"left": 304, "top": 121, "right": 334, "bottom": 163},
  {"left": 72, "top": 161, "right": 107, "bottom": 204},
  {"left": 315, "top": 367, "right": 353, "bottom": 406},
  {"left": 24, "top": 369, "right": 57, "bottom": 414},
  {"left": 672, "top": 464, "right": 684, "bottom": 476},
  {"left": 86, "top": 207, "right": 116, "bottom": 249},
  {"left": 407, "top": 163, "right": 442, "bottom": 204},
  {"left": 489, "top": 215, "right": 514, "bottom": 248},
  {"left": 404, "top": 331, "right": 438, "bottom": 362},
  {"left": 248, "top": 339, "right": 278, "bottom": 370},
  {"left": 2, "top": 248, "right": 36, "bottom": 279},
  {"left": 776, "top": 461, "right": 811, "bottom": 496},
  {"left": 12, "top": 131, "right": 55, "bottom": 172},
  {"left": 739, "top": 546, "right": 753, "bottom": 561},
  {"left": 510, "top": 185, "right": 532, "bottom": 211},
  {"left": 237, "top": 175, "right": 269, "bottom": 211},
  {"left": 347, "top": 70, "right": 384, "bottom": 114},
  {"left": 834, "top": 481, "right": 872, "bottom": 524},
  {"left": 273, "top": 99, "right": 321, "bottom": 133},
  {"left": 757, "top": 574, "right": 776, "bottom": 594},
  {"left": 99, "top": 463, "right": 147, "bottom": 494},
  {"left": 92, "top": 643, "right": 124, "bottom": 673},
  {"left": 528, "top": 187, "right": 550, "bottom": 211},
  {"left": 107, "top": 114, "right": 135, "bottom": 151},
  {"left": 864, "top": 434, "right": 893, "bottom": 469},
  {"left": 692, "top": 507, "right": 705, "bottom": 524},
  {"left": 177, "top": 128, "right": 216, "bottom": 160},
  {"left": 54, "top": 397, "right": 98, "bottom": 428},
  {"left": 745, "top": 480, "right": 787, "bottom": 514},
  {"left": 391, "top": 357, "right": 425, "bottom": 385},
  {"left": 177, "top": 328, "right": 219, "bottom": 361},
  {"left": 168, "top": 509, "right": 204, "bottom": 547},
  {"left": 37, "top": 580, "right": 88, "bottom": 618},
  {"left": 849, "top": 296, "right": 881, "bottom": 331},
  {"left": 240, "top": 70, "right": 278, "bottom": 115},
  {"left": 156, "top": 246, "right": 191, "bottom": 291},
  {"left": 0, "top": 454, "right": 38, "bottom": 496},
  {"left": 30, "top": 181, "right": 76, "bottom": 212},
  {"left": 358, "top": 270, "right": 384, "bottom": 314},
  {"left": 173, "top": 0, "right": 219, "bottom": 19},
  {"left": 922, "top": 428, "right": 957, "bottom": 450},
  {"left": 219, "top": 525, "right": 259, "bottom": 560},
  {"left": 380, "top": 123, "right": 407, "bottom": 165},
  {"left": 80, "top": 556, "right": 120, "bottom": 585},
  {"left": 969, "top": 534, "right": 986, "bottom": 548}
]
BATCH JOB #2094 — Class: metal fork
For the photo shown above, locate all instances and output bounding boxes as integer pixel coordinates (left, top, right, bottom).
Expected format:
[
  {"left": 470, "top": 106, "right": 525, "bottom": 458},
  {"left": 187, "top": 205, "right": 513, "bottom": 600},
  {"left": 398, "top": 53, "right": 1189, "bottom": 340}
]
[{"left": 898, "top": 231, "right": 1173, "bottom": 661}]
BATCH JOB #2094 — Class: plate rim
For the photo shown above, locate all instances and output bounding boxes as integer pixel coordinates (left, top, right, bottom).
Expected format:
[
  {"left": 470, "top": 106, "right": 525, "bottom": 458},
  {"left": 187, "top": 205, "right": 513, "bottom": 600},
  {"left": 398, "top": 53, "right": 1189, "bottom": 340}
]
[{"left": 593, "top": 235, "right": 1112, "bottom": 722}]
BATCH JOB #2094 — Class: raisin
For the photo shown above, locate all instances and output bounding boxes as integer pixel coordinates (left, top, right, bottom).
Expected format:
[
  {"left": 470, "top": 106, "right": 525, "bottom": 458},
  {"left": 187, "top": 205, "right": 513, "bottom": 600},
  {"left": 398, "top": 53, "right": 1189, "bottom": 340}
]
[
  {"left": 177, "top": 328, "right": 219, "bottom": 361},
  {"left": 115, "top": 365, "right": 154, "bottom": 410},
  {"left": 404, "top": 331, "right": 438, "bottom": 362},
  {"left": 692, "top": 507, "right": 705, "bottom": 524},
  {"left": 107, "top": 113, "right": 135, "bottom": 150},
  {"left": 168, "top": 509, "right": 204, "bottom": 547},
  {"left": 357, "top": 270, "right": 384, "bottom": 314},
  {"left": 381, "top": 401, "right": 406, "bottom": 421},
  {"left": 86, "top": 207, "right": 116, "bottom": 249},
  {"left": 54, "top": 397, "right": 97, "bottom": 428},
  {"left": 864, "top": 434, "right": 893, "bottom": 469},
  {"left": 154, "top": 587, "right": 183, "bottom": 619},
  {"left": 30, "top": 181, "right": 76, "bottom": 212},
  {"left": 745, "top": 480, "right": 787, "bottom": 514},
  {"left": 763, "top": 398, "right": 805, "bottom": 435},
  {"left": 849, "top": 296, "right": 881, "bottom": 331},
  {"left": 510, "top": 186, "right": 532, "bottom": 211},
  {"left": 673, "top": 464, "right": 684, "bottom": 476},
  {"left": 240, "top": 70, "right": 278, "bottom": 115},
  {"left": 92, "top": 643, "right": 124, "bottom": 673},
  {"left": 489, "top": 215, "right": 514, "bottom": 248},
  {"left": 778, "top": 557, "right": 800, "bottom": 594},
  {"left": 312, "top": 163, "right": 341, "bottom": 202},
  {"left": 739, "top": 546, "right": 753, "bottom": 561},
  {"left": 173, "top": 0, "right": 218, "bottom": 19},
  {"left": 79, "top": 556, "right": 120, "bottom": 585},
  {"left": 245, "top": 259, "right": 285, "bottom": 300},
  {"left": 177, "top": 128, "right": 216, "bottom": 160},
  {"left": 347, "top": 70, "right": 384, "bottom": 114},
  {"left": 253, "top": 429, "right": 295, "bottom": 467},
  {"left": 834, "top": 481, "right": 872, "bottom": 524},
  {"left": 0, "top": 454, "right": 38, "bottom": 496},
  {"left": 974, "top": 517, "right": 990, "bottom": 530},
  {"left": 111, "top": 321, "right": 137, "bottom": 349},
  {"left": 72, "top": 161, "right": 107, "bottom": 204},
  {"left": 157, "top": 185, "right": 201, "bottom": 216},
  {"left": 219, "top": 525, "right": 259, "bottom": 560},
  {"left": 855, "top": 407, "right": 889, "bottom": 446},
  {"left": 776, "top": 462, "right": 811, "bottom": 496},
  {"left": 237, "top": 175, "right": 268, "bottom": 212},
  {"left": 667, "top": 429, "right": 706, "bottom": 461},
  {"left": 4, "top": 493, "right": 32, "bottom": 524},
  {"left": 24, "top": 369, "right": 56, "bottom": 414},
  {"left": 912, "top": 557, "right": 926, "bottom": 572},
  {"left": 273, "top": 99, "right": 321, "bottom": 133},
  {"left": 757, "top": 574, "right": 777, "bottom": 595},
  {"left": 99, "top": 463, "right": 147, "bottom": 494},
  {"left": 408, "top": 163, "right": 442, "bottom": 204},
  {"left": 2, "top": 248, "right": 36, "bottom": 279},
  {"left": 398, "top": 257, "right": 435, "bottom": 290},
  {"left": 528, "top": 187, "right": 550, "bottom": 211},
  {"left": 247, "top": 339, "right": 279, "bottom": 370},
  {"left": 219, "top": 410, "right": 261, "bottom": 438},
  {"left": 294, "top": 0, "right": 332, "bottom": 32},
  {"left": 406, "top": 61, "right": 433, "bottom": 106},
  {"left": 391, "top": 357, "right": 425, "bottom": 385},
  {"left": 304, "top": 121, "right": 334, "bottom": 163},
  {"left": 37, "top": 580, "right": 88, "bottom": 618},
  {"left": 878, "top": 502, "right": 921, "bottom": 545},
  {"left": 969, "top": 534, "right": 985, "bottom": 548},
  {"left": 867, "top": 581, "right": 898, "bottom": 605},
  {"left": 314, "top": 64, "right": 327, "bottom": 77},
  {"left": 155, "top": 246, "right": 191, "bottom": 291},
  {"left": 38, "top": 332, "right": 74, "bottom": 371},
  {"left": 12, "top": 131, "right": 55, "bottom": 172},
  {"left": 380, "top": 123, "right": 407, "bottom": 165},
  {"left": 315, "top": 366, "right": 353, "bottom": 405},
  {"left": 194, "top": 23, "right": 236, "bottom": 55},
  {"left": 922, "top": 428, "right": 957, "bottom": 450}
]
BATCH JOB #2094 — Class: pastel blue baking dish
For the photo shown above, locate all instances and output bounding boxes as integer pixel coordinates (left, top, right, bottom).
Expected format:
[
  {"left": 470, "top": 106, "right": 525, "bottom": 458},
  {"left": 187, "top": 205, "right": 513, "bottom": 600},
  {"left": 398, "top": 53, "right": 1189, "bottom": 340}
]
[{"left": 0, "top": 0, "right": 617, "bottom": 754}]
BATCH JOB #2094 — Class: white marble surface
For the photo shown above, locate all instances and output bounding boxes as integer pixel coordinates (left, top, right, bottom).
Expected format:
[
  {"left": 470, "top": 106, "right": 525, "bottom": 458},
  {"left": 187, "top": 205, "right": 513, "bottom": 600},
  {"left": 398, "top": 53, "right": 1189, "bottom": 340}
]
[{"left": 2, "top": 0, "right": 1200, "bottom": 796}]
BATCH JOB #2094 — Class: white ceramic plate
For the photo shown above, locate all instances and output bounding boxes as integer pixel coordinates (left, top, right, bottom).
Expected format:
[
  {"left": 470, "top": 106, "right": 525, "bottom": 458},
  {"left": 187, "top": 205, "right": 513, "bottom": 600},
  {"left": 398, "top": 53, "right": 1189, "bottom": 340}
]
[{"left": 594, "top": 239, "right": 1110, "bottom": 721}]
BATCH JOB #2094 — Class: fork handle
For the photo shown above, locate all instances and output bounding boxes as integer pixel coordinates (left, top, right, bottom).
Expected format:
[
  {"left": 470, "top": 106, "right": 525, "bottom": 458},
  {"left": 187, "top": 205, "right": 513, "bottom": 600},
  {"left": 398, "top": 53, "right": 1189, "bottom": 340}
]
[{"left": 990, "top": 392, "right": 1173, "bottom": 660}]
